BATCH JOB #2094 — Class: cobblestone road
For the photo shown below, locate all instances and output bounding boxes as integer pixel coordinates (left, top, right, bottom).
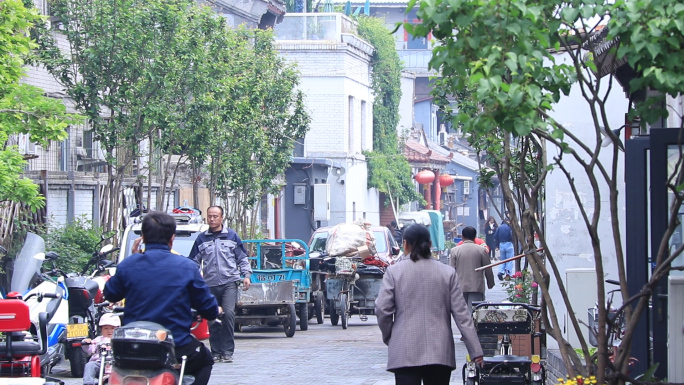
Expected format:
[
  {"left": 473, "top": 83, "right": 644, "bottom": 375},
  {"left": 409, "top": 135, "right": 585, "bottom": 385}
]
[{"left": 52, "top": 271, "right": 508, "bottom": 385}]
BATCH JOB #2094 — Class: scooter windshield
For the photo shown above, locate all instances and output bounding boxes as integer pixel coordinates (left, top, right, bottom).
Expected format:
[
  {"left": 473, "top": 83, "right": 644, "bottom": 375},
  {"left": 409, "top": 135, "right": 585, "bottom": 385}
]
[{"left": 11, "top": 232, "right": 46, "bottom": 294}]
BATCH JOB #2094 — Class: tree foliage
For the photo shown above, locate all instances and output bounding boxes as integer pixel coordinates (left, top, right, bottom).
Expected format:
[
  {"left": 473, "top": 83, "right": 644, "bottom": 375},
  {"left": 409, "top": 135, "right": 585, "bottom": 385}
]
[
  {"left": 0, "top": 0, "right": 78, "bottom": 210},
  {"left": 43, "top": 217, "right": 109, "bottom": 273},
  {"left": 357, "top": 16, "right": 422, "bottom": 206},
  {"left": 36, "top": 0, "right": 203, "bottom": 231},
  {"left": 407, "top": 0, "right": 684, "bottom": 383},
  {"left": 34, "top": 1, "right": 308, "bottom": 236},
  {"left": 208, "top": 29, "right": 310, "bottom": 237}
]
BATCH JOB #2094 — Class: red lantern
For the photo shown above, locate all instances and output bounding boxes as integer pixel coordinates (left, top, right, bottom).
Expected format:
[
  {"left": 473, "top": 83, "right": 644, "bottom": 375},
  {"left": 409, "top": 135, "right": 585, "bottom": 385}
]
[
  {"left": 439, "top": 174, "right": 454, "bottom": 187},
  {"left": 414, "top": 170, "right": 435, "bottom": 184}
]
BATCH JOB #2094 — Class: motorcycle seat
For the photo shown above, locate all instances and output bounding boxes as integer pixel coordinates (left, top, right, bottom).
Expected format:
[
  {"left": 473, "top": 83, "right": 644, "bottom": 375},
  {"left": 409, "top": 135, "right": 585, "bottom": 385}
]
[{"left": 0, "top": 341, "right": 42, "bottom": 356}]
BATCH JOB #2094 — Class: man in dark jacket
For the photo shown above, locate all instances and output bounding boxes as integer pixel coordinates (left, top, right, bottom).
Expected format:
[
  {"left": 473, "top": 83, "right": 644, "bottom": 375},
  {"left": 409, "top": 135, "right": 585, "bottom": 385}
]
[
  {"left": 389, "top": 220, "right": 403, "bottom": 244},
  {"left": 104, "top": 211, "right": 219, "bottom": 385},
  {"left": 189, "top": 206, "right": 252, "bottom": 364},
  {"left": 449, "top": 226, "right": 495, "bottom": 316}
]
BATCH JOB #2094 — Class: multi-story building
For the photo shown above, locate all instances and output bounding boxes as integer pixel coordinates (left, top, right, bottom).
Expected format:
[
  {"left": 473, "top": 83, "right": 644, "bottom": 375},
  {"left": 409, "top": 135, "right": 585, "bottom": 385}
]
[{"left": 270, "top": 13, "right": 378, "bottom": 241}]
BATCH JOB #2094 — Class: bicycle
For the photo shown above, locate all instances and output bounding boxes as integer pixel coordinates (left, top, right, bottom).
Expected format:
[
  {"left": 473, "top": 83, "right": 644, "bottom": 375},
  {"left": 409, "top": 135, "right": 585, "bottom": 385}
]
[{"left": 588, "top": 279, "right": 637, "bottom": 376}]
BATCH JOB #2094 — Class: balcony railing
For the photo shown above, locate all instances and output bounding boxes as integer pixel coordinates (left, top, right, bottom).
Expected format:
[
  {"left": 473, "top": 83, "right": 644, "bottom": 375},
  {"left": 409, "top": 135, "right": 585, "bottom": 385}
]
[
  {"left": 398, "top": 49, "right": 434, "bottom": 73},
  {"left": 274, "top": 13, "right": 357, "bottom": 42}
]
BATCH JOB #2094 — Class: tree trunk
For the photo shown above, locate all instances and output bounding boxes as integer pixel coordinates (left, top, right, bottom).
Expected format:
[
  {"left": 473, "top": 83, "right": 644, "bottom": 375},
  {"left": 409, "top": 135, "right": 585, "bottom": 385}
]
[{"left": 192, "top": 160, "right": 199, "bottom": 209}]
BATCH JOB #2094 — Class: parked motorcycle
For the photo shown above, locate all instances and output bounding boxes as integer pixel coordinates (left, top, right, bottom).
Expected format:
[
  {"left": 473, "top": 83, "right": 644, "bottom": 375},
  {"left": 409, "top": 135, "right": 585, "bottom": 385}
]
[
  {"left": 64, "top": 243, "right": 119, "bottom": 378},
  {"left": 24, "top": 252, "right": 70, "bottom": 377}
]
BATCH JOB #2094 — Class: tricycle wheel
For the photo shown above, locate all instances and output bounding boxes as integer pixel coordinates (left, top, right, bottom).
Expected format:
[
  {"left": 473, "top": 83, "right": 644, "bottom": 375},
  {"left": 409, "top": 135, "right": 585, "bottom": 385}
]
[
  {"left": 314, "top": 291, "right": 324, "bottom": 324},
  {"left": 284, "top": 304, "right": 296, "bottom": 337},
  {"left": 307, "top": 303, "right": 315, "bottom": 320},
  {"left": 340, "top": 293, "right": 348, "bottom": 329},
  {"left": 298, "top": 303, "right": 308, "bottom": 331},
  {"left": 329, "top": 299, "right": 339, "bottom": 326}
]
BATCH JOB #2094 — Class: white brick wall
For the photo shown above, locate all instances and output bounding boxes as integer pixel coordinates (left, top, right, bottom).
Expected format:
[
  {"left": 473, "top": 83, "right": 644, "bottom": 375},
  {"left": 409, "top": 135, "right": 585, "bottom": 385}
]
[
  {"left": 278, "top": 39, "right": 378, "bottom": 225},
  {"left": 47, "top": 188, "right": 68, "bottom": 227},
  {"left": 74, "top": 189, "right": 93, "bottom": 222}
]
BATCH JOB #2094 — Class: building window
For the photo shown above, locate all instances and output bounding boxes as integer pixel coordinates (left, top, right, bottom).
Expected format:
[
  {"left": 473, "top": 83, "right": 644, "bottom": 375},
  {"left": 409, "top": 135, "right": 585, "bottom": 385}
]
[
  {"left": 348, "top": 96, "right": 354, "bottom": 153},
  {"left": 361, "top": 101, "right": 367, "bottom": 151}
]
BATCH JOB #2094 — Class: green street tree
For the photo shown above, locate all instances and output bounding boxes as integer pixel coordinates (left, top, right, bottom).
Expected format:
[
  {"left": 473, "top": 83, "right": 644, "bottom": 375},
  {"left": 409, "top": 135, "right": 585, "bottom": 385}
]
[
  {"left": 407, "top": 0, "right": 684, "bottom": 384},
  {"left": 357, "top": 16, "right": 423, "bottom": 212},
  {"left": 0, "top": 0, "right": 78, "bottom": 210},
  {"left": 36, "top": 0, "right": 201, "bottom": 232},
  {"left": 208, "top": 29, "right": 310, "bottom": 238},
  {"left": 146, "top": 5, "right": 236, "bottom": 213}
]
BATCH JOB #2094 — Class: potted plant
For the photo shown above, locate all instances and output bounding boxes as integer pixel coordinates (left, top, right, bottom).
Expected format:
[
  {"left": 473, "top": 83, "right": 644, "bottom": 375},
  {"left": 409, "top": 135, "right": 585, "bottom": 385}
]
[{"left": 501, "top": 270, "right": 538, "bottom": 303}]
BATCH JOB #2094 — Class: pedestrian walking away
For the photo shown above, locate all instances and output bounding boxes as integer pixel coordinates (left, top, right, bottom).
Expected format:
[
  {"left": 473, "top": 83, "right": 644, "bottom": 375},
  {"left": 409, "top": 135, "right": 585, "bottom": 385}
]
[
  {"left": 449, "top": 226, "right": 495, "bottom": 319},
  {"left": 494, "top": 220, "right": 514, "bottom": 280},
  {"left": 189, "top": 205, "right": 252, "bottom": 364},
  {"left": 375, "top": 224, "right": 484, "bottom": 385},
  {"left": 483, "top": 216, "right": 498, "bottom": 261},
  {"left": 104, "top": 211, "right": 219, "bottom": 385}
]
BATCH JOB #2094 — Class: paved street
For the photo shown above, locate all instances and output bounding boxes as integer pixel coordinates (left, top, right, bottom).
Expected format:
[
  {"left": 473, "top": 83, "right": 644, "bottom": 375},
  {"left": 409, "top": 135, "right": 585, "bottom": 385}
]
[{"left": 51, "top": 271, "right": 508, "bottom": 385}]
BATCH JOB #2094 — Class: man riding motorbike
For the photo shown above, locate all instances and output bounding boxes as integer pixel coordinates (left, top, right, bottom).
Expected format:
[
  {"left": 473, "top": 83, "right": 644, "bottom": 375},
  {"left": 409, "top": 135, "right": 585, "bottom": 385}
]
[{"left": 104, "top": 212, "right": 219, "bottom": 385}]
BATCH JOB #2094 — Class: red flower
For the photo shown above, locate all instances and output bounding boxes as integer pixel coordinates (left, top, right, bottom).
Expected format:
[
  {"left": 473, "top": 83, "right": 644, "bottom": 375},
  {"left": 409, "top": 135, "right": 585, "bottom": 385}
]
[{"left": 513, "top": 271, "right": 523, "bottom": 278}]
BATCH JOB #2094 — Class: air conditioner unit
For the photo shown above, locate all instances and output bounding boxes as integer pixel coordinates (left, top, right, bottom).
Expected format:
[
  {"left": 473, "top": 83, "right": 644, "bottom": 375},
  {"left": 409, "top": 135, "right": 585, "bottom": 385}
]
[
  {"left": 463, "top": 180, "right": 470, "bottom": 195},
  {"left": 438, "top": 124, "right": 447, "bottom": 146}
]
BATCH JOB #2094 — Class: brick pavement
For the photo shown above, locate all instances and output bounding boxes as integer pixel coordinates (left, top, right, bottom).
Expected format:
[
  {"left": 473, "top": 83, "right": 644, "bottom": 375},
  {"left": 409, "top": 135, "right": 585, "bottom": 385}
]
[{"left": 52, "top": 270, "right": 509, "bottom": 385}]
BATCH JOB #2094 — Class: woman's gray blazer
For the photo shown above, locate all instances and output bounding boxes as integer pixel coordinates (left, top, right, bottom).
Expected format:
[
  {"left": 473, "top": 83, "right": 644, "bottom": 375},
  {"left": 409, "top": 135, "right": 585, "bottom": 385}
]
[{"left": 375, "top": 258, "right": 484, "bottom": 371}]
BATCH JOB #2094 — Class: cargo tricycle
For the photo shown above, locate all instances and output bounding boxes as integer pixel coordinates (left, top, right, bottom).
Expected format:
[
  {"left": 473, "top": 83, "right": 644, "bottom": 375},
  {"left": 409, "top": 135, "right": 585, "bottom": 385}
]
[
  {"left": 463, "top": 302, "right": 545, "bottom": 385},
  {"left": 236, "top": 239, "right": 311, "bottom": 335},
  {"left": 324, "top": 256, "right": 384, "bottom": 329}
]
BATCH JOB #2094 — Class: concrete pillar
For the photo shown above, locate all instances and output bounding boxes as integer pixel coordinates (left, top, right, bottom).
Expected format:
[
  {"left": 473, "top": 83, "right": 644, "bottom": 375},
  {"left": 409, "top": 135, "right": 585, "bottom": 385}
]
[
  {"left": 423, "top": 184, "right": 432, "bottom": 209},
  {"left": 433, "top": 170, "right": 441, "bottom": 210}
]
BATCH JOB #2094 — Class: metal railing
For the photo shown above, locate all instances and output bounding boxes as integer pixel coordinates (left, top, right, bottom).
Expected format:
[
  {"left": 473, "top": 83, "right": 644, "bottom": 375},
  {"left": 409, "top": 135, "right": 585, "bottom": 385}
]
[{"left": 274, "top": 13, "right": 357, "bottom": 42}]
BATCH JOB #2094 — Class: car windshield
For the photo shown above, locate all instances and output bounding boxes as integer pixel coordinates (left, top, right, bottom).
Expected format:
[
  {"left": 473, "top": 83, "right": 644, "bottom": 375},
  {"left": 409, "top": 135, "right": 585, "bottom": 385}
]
[
  {"left": 310, "top": 231, "right": 329, "bottom": 252},
  {"left": 373, "top": 230, "right": 388, "bottom": 253},
  {"left": 124, "top": 230, "right": 202, "bottom": 258}
]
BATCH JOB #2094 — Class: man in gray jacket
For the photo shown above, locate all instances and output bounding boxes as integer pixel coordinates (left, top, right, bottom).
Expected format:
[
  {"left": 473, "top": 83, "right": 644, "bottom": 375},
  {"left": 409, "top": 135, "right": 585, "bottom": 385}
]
[
  {"left": 189, "top": 206, "right": 252, "bottom": 363},
  {"left": 449, "top": 226, "right": 495, "bottom": 316}
]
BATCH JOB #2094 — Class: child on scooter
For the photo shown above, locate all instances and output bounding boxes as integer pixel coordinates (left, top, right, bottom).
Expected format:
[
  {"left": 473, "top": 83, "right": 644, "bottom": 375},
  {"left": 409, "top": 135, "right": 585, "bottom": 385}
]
[{"left": 82, "top": 313, "right": 120, "bottom": 385}]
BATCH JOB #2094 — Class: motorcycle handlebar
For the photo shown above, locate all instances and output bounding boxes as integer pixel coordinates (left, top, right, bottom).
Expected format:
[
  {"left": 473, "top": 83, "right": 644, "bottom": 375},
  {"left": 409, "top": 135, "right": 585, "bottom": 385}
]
[{"left": 24, "top": 292, "right": 62, "bottom": 302}]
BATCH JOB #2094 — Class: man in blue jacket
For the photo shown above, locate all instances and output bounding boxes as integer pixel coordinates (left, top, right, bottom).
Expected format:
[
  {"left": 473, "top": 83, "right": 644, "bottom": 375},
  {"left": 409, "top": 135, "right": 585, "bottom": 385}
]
[
  {"left": 494, "top": 220, "right": 515, "bottom": 280},
  {"left": 104, "top": 211, "right": 219, "bottom": 385},
  {"left": 189, "top": 206, "right": 252, "bottom": 364}
]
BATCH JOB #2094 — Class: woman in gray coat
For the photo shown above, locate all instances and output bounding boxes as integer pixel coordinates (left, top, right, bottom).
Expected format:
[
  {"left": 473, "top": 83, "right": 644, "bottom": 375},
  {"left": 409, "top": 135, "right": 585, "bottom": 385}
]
[{"left": 375, "top": 224, "right": 484, "bottom": 385}]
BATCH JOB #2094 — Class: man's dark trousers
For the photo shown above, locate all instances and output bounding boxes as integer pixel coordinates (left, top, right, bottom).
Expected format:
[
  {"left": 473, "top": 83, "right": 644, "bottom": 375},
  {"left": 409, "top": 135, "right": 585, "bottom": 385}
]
[{"left": 209, "top": 282, "right": 239, "bottom": 357}]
